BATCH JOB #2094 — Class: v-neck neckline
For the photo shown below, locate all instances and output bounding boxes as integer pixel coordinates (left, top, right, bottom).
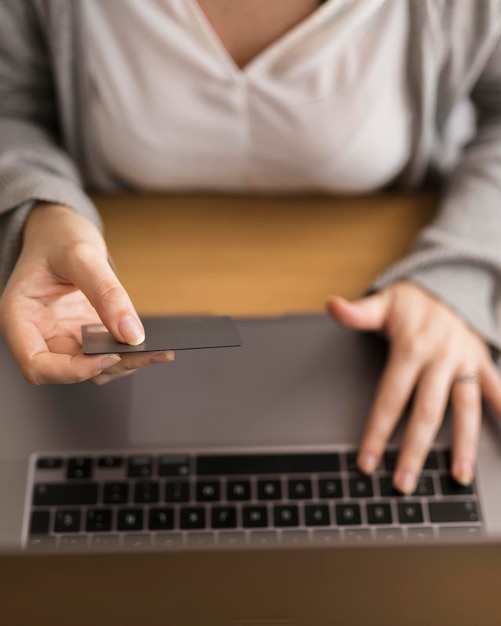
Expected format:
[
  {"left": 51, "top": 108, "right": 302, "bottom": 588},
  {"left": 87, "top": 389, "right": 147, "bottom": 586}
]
[{"left": 185, "top": 0, "right": 343, "bottom": 76}]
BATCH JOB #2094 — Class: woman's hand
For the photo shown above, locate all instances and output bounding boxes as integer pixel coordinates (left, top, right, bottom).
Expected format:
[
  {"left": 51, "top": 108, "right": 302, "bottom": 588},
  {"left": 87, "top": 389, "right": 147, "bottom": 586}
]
[
  {"left": 0, "top": 203, "right": 174, "bottom": 385},
  {"left": 327, "top": 281, "right": 501, "bottom": 493}
]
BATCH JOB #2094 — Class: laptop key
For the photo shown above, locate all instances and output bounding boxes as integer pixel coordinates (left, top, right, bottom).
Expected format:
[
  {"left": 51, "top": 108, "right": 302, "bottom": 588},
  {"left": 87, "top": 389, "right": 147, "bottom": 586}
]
[
  {"left": 376, "top": 528, "right": 404, "bottom": 541},
  {"left": 36, "top": 457, "right": 63, "bottom": 470},
  {"left": 257, "top": 479, "right": 282, "bottom": 500},
  {"left": 54, "top": 510, "right": 81, "bottom": 533},
  {"left": 34, "top": 483, "right": 98, "bottom": 506},
  {"left": 367, "top": 503, "right": 392, "bottom": 525},
  {"left": 155, "top": 533, "right": 183, "bottom": 548},
  {"left": 27, "top": 536, "right": 57, "bottom": 550},
  {"left": 274, "top": 505, "right": 299, "bottom": 527},
  {"left": 127, "top": 455, "right": 153, "bottom": 478},
  {"left": 242, "top": 506, "right": 268, "bottom": 528},
  {"left": 438, "top": 526, "right": 483, "bottom": 539},
  {"left": 86, "top": 509, "right": 113, "bottom": 532},
  {"left": 227, "top": 480, "right": 251, "bottom": 501},
  {"left": 429, "top": 501, "right": 479, "bottom": 524},
  {"left": 134, "top": 481, "right": 160, "bottom": 504},
  {"left": 159, "top": 454, "right": 190, "bottom": 477},
  {"left": 59, "top": 536, "right": 88, "bottom": 550},
  {"left": 186, "top": 533, "right": 215, "bottom": 547},
  {"left": 344, "top": 529, "right": 372, "bottom": 542},
  {"left": 219, "top": 532, "right": 247, "bottom": 546},
  {"left": 180, "top": 507, "right": 206, "bottom": 530},
  {"left": 414, "top": 476, "right": 435, "bottom": 496},
  {"left": 97, "top": 456, "right": 123, "bottom": 469},
  {"left": 92, "top": 534, "right": 120, "bottom": 548},
  {"left": 313, "top": 529, "right": 341, "bottom": 544},
  {"left": 423, "top": 451, "right": 439, "bottom": 470},
  {"left": 385, "top": 450, "right": 438, "bottom": 472},
  {"left": 349, "top": 476, "right": 374, "bottom": 498},
  {"left": 443, "top": 449, "right": 452, "bottom": 469},
  {"left": 165, "top": 481, "right": 190, "bottom": 503},
  {"left": 117, "top": 508, "right": 144, "bottom": 531},
  {"left": 379, "top": 477, "right": 405, "bottom": 497},
  {"left": 397, "top": 502, "right": 424, "bottom": 524},
  {"left": 196, "top": 481, "right": 221, "bottom": 502},
  {"left": 282, "top": 530, "right": 309, "bottom": 545},
  {"left": 249, "top": 531, "right": 278, "bottom": 545},
  {"left": 381, "top": 475, "right": 436, "bottom": 498},
  {"left": 149, "top": 508, "right": 175, "bottom": 531},
  {"left": 211, "top": 506, "right": 237, "bottom": 529},
  {"left": 408, "top": 527, "right": 436, "bottom": 541},
  {"left": 67, "top": 457, "right": 93, "bottom": 479},
  {"left": 30, "top": 510, "right": 50, "bottom": 535},
  {"left": 288, "top": 479, "right": 312, "bottom": 500},
  {"left": 336, "top": 504, "right": 362, "bottom": 526},
  {"left": 197, "top": 453, "right": 340, "bottom": 475},
  {"left": 440, "top": 475, "right": 474, "bottom": 496},
  {"left": 304, "top": 504, "right": 330, "bottom": 526},
  {"left": 318, "top": 478, "right": 343, "bottom": 499},
  {"left": 123, "top": 534, "right": 152, "bottom": 549},
  {"left": 103, "top": 482, "right": 128, "bottom": 504},
  {"left": 383, "top": 451, "right": 398, "bottom": 472},
  {"left": 345, "top": 452, "right": 359, "bottom": 472}
]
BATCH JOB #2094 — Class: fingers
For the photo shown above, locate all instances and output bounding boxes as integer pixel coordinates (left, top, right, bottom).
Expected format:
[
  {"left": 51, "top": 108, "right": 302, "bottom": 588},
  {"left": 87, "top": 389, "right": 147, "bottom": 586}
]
[
  {"left": 357, "top": 346, "right": 422, "bottom": 473},
  {"left": 90, "top": 350, "right": 175, "bottom": 386},
  {"left": 60, "top": 242, "right": 145, "bottom": 346},
  {"left": 345, "top": 283, "right": 500, "bottom": 495},
  {"left": 359, "top": 356, "right": 482, "bottom": 495},
  {"left": 0, "top": 204, "right": 155, "bottom": 384},
  {"left": 450, "top": 373, "right": 482, "bottom": 486},
  {"left": 393, "top": 363, "right": 454, "bottom": 493},
  {"left": 5, "top": 318, "right": 122, "bottom": 384},
  {"left": 326, "top": 292, "right": 390, "bottom": 331},
  {"left": 7, "top": 314, "right": 173, "bottom": 385}
]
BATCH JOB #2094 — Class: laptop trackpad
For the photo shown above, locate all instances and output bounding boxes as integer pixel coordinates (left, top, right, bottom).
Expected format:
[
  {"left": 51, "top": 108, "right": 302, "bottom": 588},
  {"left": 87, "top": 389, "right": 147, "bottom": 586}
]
[{"left": 127, "top": 315, "right": 386, "bottom": 448}]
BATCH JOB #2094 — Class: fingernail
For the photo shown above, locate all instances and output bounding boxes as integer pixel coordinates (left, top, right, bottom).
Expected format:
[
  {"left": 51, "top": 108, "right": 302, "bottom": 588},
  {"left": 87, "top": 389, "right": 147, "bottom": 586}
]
[
  {"left": 99, "top": 354, "right": 121, "bottom": 371},
  {"left": 119, "top": 315, "right": 145, "bottom": 346},
  {"left": 358, "top": 453, "right": 377, "bottom": 474},
  {"left": 327, "top": 295, "right": 346, "bottom": 305},
  {"left": 394, "top": 471, "right": 416, "bottom": 494},
  {"left": 149, "top": 351, "right": 175, "bottom": 364},
  {"left": 454, "top": 459, "right": 473, "bottom": 486}
]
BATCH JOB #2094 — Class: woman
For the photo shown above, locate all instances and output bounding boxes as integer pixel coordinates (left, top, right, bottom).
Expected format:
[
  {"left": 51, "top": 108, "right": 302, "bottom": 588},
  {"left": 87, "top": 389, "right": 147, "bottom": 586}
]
[{"left": 1, "top": 0, "right": 501, "bottom": 494}]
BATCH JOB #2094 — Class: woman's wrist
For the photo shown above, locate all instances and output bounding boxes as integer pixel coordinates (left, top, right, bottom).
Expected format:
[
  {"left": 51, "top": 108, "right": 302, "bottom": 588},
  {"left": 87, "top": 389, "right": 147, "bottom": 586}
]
[{"left": 23, "top": 202, "right": 106, "bottom": 256}]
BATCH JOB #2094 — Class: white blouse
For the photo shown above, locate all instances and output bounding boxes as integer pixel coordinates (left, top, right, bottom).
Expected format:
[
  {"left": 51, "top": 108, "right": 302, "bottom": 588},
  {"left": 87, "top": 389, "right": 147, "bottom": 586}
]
[{"left": 86, "top": 0, "right": 410, "bottom": 194}]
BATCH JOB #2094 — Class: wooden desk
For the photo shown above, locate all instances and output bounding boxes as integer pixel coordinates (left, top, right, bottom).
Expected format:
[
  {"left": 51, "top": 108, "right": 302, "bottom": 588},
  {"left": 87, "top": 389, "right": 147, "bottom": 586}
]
[{"left": 96, "top": 191, "right": 438, "bottom": 315}]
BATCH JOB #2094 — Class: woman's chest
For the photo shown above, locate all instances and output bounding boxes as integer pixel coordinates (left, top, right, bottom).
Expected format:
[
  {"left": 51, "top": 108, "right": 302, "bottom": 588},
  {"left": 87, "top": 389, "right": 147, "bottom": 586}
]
[{"left": 195, "top": 0, "right": 321, "bottom": 68}]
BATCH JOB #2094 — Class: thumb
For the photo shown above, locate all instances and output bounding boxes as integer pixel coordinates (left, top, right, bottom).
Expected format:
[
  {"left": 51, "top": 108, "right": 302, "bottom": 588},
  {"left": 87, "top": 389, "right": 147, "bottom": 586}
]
[
  {"left": 326, "top": 292, "right": 390, "bottom": 332},
  {"left": 63, "top": 245, "right": 145, "bottom": 345}
]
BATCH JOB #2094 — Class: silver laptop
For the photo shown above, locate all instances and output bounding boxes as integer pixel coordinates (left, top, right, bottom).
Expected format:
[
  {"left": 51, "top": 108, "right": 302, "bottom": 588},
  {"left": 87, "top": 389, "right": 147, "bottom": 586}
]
[{"left": 1, "top": 313, "right": 501, "bottom": 551}]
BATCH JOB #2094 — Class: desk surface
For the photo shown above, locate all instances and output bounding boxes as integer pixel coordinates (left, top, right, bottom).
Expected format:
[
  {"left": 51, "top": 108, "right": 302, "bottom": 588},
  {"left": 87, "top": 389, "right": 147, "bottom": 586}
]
[{"left": 95, "top": 191, "right": 438, "bottom": 316}]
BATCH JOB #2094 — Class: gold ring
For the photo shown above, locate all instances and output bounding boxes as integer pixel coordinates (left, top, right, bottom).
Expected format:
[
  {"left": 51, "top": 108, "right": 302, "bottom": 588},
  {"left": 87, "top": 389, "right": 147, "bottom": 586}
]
[{"left": 452, "top": 372, "right": 480, "bottom": 385}]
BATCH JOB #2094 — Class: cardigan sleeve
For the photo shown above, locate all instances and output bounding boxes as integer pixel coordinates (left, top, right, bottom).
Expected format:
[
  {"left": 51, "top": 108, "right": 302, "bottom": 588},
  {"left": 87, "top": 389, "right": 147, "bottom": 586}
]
[
  {"left": 0, "top": 0, "right": 101, "bottom": 285},
  {"left": 371, "top": 31, "right": 501, "bottom": 352}
]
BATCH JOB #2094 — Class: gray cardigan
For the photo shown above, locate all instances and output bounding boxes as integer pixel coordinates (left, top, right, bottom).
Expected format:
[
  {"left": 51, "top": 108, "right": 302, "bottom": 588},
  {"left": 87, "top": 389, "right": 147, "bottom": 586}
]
[{"left": 2, "top": 0, "right": 501, "bottom": 349}]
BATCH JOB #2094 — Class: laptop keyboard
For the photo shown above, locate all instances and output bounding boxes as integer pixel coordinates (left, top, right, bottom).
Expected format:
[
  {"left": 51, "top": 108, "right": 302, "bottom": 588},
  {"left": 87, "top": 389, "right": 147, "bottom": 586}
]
[{"left": 25, "top": 447, "right": 483, "bottom": 550}]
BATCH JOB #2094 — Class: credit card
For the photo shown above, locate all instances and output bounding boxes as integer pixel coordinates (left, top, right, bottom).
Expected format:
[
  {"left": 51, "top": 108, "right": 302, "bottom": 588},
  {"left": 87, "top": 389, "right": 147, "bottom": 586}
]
[{"left": 82, "top": 316, "right": 243, "bottom": 354}]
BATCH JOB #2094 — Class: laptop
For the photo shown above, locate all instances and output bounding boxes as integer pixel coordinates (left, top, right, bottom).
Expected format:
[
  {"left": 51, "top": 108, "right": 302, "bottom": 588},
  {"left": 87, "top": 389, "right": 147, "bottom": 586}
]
[
  {"left": 1, "top": 313, "right": 501, "bottom": 553},
  {"left": 1, "top": 539, "right": 500, "bottom": 625}
]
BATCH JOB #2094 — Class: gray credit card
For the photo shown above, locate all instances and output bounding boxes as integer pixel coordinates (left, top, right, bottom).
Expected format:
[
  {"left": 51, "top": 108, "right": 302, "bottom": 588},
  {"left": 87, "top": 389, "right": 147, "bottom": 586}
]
[{"left": 82, "top": 316, "right": 243, "bottom": 355}]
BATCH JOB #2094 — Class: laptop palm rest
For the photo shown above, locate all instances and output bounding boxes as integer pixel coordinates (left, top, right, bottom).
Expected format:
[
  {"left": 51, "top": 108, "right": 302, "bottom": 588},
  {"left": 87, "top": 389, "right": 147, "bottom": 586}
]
[{"left": 127, "top": 315, "right": 387, "bottom": 447}]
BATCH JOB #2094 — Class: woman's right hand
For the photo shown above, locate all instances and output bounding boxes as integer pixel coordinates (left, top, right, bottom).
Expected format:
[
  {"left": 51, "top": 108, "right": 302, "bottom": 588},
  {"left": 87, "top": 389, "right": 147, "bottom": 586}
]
[{"left": 0, "top": 202, "right": 174, "bottom": 385}]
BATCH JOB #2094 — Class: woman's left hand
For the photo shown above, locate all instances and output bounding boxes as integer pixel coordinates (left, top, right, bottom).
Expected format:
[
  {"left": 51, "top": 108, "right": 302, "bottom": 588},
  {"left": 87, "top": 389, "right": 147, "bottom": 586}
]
[{"left": 327, "top": 281, "right": 501, "bottom": 494}]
